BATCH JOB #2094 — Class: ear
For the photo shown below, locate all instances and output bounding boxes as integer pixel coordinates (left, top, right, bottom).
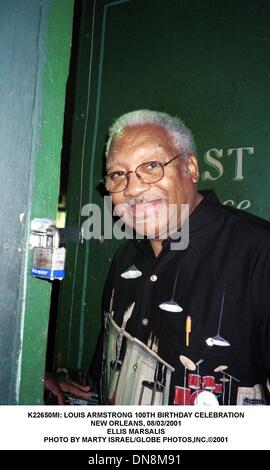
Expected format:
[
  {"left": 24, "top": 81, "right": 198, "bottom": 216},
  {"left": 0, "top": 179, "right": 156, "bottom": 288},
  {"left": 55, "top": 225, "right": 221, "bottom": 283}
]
[{"left": 187, "top": 155, "right": 200, "bottom": 183}]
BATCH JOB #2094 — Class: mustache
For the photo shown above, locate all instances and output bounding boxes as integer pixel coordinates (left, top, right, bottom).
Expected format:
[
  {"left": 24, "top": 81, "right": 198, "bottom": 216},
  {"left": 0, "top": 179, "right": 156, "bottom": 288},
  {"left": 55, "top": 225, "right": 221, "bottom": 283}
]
[
  {"left": 113, "top": 195, "right": 167, "bottom": 218},
  {"left": 126, "top": 194, "right": 167, "bottom": 207}
]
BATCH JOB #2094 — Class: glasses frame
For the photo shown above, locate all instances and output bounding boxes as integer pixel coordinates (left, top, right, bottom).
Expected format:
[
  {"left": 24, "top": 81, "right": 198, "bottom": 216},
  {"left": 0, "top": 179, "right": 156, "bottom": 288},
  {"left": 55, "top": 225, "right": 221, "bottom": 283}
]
[{"left": 104, "top": 153, "right": 183, "bottom": 193}]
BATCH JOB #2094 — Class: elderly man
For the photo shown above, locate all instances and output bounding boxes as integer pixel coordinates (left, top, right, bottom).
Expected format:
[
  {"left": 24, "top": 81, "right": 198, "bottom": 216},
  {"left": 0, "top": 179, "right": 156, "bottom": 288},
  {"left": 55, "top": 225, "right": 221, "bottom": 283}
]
[{"left": 96, "top": 109, "right": 270, "bottom": 406}]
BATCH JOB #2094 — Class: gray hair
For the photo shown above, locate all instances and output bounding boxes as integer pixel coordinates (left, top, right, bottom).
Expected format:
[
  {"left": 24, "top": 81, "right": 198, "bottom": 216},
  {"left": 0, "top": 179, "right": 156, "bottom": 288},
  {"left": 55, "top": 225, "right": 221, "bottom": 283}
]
[{"left": 105, "top": 109, "right": 197, "bottom": 161}]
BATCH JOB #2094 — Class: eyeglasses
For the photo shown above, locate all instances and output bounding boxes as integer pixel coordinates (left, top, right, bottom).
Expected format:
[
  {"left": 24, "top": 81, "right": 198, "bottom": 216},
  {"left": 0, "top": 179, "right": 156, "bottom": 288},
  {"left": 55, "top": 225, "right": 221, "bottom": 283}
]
[{"left": 104, "top": 153, "right": 183, "bottom": 193}]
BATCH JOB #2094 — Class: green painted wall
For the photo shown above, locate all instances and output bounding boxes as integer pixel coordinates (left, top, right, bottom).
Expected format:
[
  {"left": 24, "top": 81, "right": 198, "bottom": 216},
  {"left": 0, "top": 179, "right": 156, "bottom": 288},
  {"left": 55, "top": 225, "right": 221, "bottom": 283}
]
[
  {"left": 55, "top": 0, "right": 270, "bottom": 373},
  {"left": 0, "top": 0, "right": 74, "bottom": 404}
]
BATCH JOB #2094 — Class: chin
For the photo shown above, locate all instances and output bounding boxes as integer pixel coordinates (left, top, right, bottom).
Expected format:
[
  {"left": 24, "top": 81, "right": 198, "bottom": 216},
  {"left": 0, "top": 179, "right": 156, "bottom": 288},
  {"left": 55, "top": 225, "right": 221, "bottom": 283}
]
[{"left": 133, "top": 220, "right": 168, "bottom": 239}]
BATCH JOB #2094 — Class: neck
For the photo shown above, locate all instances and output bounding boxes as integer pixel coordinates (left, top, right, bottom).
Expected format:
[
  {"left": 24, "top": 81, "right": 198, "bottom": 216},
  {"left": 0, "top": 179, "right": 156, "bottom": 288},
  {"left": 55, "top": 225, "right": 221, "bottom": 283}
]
[{"left": 150, "top": 239, "right": 163, "bottom": 257}]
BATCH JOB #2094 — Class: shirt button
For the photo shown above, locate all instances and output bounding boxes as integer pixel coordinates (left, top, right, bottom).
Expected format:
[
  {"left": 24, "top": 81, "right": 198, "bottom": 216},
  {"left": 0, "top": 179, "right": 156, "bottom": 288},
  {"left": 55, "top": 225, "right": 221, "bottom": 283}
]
[
  {"left": 142, "top": 318, "right": 149, "bottom": 326},
  {"left": 150, "top": 274, "right": 158, "bottom": 282}
]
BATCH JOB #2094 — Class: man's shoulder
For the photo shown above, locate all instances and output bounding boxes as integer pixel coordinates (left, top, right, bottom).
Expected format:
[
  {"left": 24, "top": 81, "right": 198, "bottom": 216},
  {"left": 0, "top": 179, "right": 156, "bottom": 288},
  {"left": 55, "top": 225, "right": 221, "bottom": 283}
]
[
  {"left": 217, "top": 202, "right": 270, "bottom": 246},
  {"left": 200, "top": 191, "right": 266, "bottom": 232}
]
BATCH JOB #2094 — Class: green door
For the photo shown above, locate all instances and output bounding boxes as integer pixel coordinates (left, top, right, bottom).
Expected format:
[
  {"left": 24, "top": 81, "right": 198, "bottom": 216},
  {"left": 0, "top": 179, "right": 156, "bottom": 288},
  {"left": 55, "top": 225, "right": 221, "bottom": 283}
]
[
  {"left": 0, "top": 0, "right": 74, "bottom": 404},
  {"left": 55, "top": 0, "right": 270, "bottom": 375}
]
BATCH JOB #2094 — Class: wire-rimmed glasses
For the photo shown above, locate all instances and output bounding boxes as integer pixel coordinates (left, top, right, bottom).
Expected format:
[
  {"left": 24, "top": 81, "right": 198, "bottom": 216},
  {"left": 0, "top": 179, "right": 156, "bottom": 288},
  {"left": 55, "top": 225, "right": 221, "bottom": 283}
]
[{"left": 104, "top": 153, "right": 182, "bottom": 193}]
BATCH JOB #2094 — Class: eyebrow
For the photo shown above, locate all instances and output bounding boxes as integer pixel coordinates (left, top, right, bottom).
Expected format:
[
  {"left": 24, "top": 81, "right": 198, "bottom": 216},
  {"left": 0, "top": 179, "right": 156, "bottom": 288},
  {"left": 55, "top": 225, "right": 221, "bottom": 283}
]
[
  {"left": 106, "top": 159, "right": 124, "bottom": 172},
  {"left": 106, "top": 146, "right": 170, "bottom": 171}
]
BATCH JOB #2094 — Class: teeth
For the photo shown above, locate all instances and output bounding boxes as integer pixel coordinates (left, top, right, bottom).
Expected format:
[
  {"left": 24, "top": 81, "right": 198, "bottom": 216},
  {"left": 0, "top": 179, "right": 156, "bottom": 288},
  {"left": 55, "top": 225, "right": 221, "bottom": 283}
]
[
  {"left": 133, "top": 198, "right": 159, "bottom": 205},
  {"left": 128, "top": 197, "right": 163, "bottom": 208}
]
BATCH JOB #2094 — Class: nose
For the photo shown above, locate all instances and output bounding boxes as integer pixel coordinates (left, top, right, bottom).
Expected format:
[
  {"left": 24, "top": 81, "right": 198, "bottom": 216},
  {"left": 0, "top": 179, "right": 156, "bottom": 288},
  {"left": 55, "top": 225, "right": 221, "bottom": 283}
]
[{"left": 123, "top": 171, "right": 150, "bottom": 197}]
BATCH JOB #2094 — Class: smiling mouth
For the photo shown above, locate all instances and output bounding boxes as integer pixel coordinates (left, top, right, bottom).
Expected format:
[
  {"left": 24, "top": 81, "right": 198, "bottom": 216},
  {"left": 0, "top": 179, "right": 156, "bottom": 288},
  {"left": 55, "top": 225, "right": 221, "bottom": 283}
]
[{"left": 131, "top": 199, "right": 163, "bottom": 222}]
